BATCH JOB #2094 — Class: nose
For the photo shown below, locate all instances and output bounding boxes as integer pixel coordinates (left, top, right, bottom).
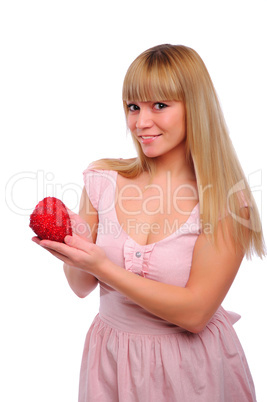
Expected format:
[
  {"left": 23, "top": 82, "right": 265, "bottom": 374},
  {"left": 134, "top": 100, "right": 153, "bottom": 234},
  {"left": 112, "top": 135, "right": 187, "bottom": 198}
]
[{"left": 136, "top": 108, "right": 153, "bottom": 130}]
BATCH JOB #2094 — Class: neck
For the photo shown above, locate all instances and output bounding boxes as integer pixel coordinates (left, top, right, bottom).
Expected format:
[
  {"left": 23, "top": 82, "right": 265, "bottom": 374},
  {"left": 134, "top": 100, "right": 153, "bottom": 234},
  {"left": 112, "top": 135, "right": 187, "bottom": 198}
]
[{"left": 151, "top": 144, "right": 195, "bottom": 182}]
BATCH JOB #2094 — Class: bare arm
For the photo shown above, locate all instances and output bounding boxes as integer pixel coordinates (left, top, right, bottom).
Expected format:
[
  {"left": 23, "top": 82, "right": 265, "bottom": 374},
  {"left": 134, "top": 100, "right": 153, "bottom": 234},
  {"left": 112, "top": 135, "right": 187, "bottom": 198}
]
[
  {"left": 63, "top": 187, "right": 99, "bottom": 298},
  {"left": 97, "top": 214, "right": 245, "bottom": 332},
  {"left": 39, "top": 209, "right": 249, "bottom": 332}
]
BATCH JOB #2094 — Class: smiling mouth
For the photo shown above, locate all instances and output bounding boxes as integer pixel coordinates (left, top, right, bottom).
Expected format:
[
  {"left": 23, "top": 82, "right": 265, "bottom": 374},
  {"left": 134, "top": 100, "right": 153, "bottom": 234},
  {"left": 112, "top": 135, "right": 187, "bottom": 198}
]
[
  {"left": 139, "top": 134, "right": 162, "bottom": 144},
  {"left": 140, "top": 134, "right": 162, "bottom": 139}
]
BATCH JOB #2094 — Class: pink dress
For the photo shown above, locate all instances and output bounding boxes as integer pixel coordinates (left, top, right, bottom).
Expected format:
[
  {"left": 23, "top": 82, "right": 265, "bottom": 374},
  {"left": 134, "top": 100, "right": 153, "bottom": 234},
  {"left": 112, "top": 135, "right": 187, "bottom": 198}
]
[{"left": 78, "top": 168, "right": 256, "bottom": 402}]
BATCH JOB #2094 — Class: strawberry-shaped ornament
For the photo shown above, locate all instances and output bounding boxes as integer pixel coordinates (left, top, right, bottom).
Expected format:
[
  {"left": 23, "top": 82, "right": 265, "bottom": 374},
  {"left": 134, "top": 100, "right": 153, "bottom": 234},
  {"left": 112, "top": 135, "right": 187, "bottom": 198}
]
[{"left": 29, "top": 197, "right": 72, "bottom": 242}]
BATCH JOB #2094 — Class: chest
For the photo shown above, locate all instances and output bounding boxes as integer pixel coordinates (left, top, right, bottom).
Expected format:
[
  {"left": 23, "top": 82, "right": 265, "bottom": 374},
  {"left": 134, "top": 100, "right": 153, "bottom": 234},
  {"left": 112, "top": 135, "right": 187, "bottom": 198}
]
[{"left": 115, "top": 175, "right": 198, "bottom": 246}]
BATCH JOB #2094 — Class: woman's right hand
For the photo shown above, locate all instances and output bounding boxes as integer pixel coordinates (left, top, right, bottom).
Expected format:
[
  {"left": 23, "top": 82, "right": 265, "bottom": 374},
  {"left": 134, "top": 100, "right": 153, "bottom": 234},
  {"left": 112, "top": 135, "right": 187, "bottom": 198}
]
[
  {"left": 62, "top": 190, "right": 99, "bottom": 297},
  {"left": 67, "top": 208, "right": 94, "bottom": 243},
  {"left": 33, "top": 188, "right": 100, "bottom": 297}
]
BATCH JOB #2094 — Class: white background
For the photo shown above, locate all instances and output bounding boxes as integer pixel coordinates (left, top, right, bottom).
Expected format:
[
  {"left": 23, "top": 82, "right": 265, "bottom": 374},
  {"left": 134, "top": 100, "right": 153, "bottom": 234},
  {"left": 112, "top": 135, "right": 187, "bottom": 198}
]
[{"left": 1, "top": 0, "right": 266, "bottom": 401}]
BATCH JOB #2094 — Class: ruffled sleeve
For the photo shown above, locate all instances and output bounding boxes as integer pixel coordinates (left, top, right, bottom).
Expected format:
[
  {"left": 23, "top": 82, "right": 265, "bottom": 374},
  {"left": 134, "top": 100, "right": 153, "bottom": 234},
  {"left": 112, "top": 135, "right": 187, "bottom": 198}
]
[{"left": 83, "top": 166, "right": 106, "bottom": 211}]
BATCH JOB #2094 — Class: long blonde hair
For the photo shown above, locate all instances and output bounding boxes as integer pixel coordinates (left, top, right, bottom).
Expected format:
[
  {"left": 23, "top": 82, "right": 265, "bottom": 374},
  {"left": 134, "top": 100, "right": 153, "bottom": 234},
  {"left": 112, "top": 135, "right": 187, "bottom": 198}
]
[{"left": 92, "top": 44, "right": 265, "bottom": 258}]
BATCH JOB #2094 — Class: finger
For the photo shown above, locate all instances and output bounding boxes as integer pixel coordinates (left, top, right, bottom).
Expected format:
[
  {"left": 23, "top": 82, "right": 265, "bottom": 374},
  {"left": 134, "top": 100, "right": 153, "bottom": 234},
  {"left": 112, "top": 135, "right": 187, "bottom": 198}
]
[
  {"left": 32, "top": 236, "right": 74, "bottom": 264},
  {"left": 39, "top": 235, "right": 93, "bottom": 259},
  {"left": 64, "top": 233, "right": 94, "bottom": 253},
  {"left": 39, "top": 238, "right": 72, "bottom": 253},
  {"left": 66, "top": 207, "right": 75, "bottom": 216},
  {"left": 69, "top": 214, "right": 92, "bottom": 239},
  {"left": 33, "top": 236, "right": 81, "bottom": 258},
  {"left": 32, "top": 236, "right": 41, "bottom": 244},
  {"left": 43, "top": 247, "right": 74, "bottom": 266},
  {"left": 39, "top": 238, "right": 87, "bottom": 267}
]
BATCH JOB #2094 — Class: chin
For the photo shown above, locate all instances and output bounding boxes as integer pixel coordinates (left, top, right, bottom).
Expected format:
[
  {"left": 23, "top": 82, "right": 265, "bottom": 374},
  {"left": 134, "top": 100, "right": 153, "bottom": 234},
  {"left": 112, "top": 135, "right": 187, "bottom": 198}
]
[{"left": 142, "top": 149, "right": 162, "bottom": 158}]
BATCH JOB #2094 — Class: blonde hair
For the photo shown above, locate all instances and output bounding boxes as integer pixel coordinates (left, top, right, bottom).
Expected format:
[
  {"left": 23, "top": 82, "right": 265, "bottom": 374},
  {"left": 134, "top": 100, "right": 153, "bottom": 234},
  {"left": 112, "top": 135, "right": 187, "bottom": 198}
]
[{"left": 92, "top": 44, "right": 265, "bottom": 258}]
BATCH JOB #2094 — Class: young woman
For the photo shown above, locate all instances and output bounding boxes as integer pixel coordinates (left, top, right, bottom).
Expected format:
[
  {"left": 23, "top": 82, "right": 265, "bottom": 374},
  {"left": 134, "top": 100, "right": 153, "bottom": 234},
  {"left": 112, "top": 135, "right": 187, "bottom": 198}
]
[{"left": 33, "top": 44, "right": 265, "bottom": 401}]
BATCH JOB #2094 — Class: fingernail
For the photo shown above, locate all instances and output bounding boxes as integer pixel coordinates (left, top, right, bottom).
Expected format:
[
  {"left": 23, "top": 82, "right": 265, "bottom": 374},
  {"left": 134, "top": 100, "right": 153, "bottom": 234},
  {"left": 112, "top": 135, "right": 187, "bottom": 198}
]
[{"left": 65, "top": 235, "right": 72, "bottom": 244}]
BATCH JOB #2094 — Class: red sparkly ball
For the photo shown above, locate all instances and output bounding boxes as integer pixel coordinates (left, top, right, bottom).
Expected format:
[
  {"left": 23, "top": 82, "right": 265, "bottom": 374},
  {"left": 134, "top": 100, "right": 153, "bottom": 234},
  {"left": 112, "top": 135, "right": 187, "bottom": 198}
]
[{"left": 29, "top": 197, "right": 72, "bottom": 242}]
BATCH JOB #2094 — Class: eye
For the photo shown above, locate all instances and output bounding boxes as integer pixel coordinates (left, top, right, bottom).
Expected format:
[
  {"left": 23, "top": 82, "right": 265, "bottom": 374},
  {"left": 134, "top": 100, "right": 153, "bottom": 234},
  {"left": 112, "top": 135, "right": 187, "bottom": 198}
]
[
  {"left": 154, "top": 102, "right": 168, "bottom": 110},
  {"left": 127, "top": 103, "right": 139, "bottom": 112}
]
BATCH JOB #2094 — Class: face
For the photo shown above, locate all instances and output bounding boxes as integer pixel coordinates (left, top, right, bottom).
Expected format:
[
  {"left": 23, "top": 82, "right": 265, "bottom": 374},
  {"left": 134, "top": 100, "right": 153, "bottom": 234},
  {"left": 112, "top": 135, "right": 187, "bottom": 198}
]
[{"left": 126, "top": 101, "right": 186, "bottom": 159}]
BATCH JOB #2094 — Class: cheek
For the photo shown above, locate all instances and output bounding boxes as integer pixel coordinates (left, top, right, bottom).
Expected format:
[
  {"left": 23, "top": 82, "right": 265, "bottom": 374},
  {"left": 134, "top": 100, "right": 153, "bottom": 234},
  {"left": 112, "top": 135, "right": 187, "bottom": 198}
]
[
  {"left": 126, "top": 115, "right": 135, "bottom": 131},
  {"left": 172, "top": 115, "right": 186, "bottom": 135}
]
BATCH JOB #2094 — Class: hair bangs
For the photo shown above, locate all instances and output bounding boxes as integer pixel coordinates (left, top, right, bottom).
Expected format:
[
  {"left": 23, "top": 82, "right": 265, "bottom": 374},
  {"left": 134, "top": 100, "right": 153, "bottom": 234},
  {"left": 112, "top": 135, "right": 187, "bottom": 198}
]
[{"left": 122, "top": 53, "right": 184, "bottom": 105}]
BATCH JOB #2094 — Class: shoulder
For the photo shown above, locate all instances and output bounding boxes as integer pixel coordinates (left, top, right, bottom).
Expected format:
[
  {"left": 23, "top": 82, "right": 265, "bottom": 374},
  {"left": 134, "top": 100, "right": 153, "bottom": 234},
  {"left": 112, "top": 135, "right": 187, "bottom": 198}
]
[
  {"left": 83, "top": 164, "right": 117, "bottom": 211},
  {"left": 86, "top": 157, "right": 138, "bottom": 171}
]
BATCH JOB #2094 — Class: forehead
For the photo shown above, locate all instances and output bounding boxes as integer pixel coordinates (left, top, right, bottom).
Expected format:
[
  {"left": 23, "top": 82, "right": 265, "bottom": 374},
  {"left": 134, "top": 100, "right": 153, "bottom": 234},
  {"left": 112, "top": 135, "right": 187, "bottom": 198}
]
[{"left": 123, "top": 58, "right": 183, "bottom": 102}]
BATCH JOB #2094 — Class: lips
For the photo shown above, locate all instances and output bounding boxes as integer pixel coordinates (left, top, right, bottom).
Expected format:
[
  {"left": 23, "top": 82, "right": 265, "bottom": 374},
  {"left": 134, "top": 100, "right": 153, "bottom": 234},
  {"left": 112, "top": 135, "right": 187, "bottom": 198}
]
[{"left": 139, "top": 134, "right": 162, "bottom": 144}]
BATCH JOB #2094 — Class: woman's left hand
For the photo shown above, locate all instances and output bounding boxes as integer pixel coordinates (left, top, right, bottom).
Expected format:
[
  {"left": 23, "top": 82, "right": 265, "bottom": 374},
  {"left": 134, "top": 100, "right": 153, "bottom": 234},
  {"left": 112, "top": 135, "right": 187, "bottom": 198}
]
[{"left": 32, "top": 234, "right": 108, "bottom": 278}]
